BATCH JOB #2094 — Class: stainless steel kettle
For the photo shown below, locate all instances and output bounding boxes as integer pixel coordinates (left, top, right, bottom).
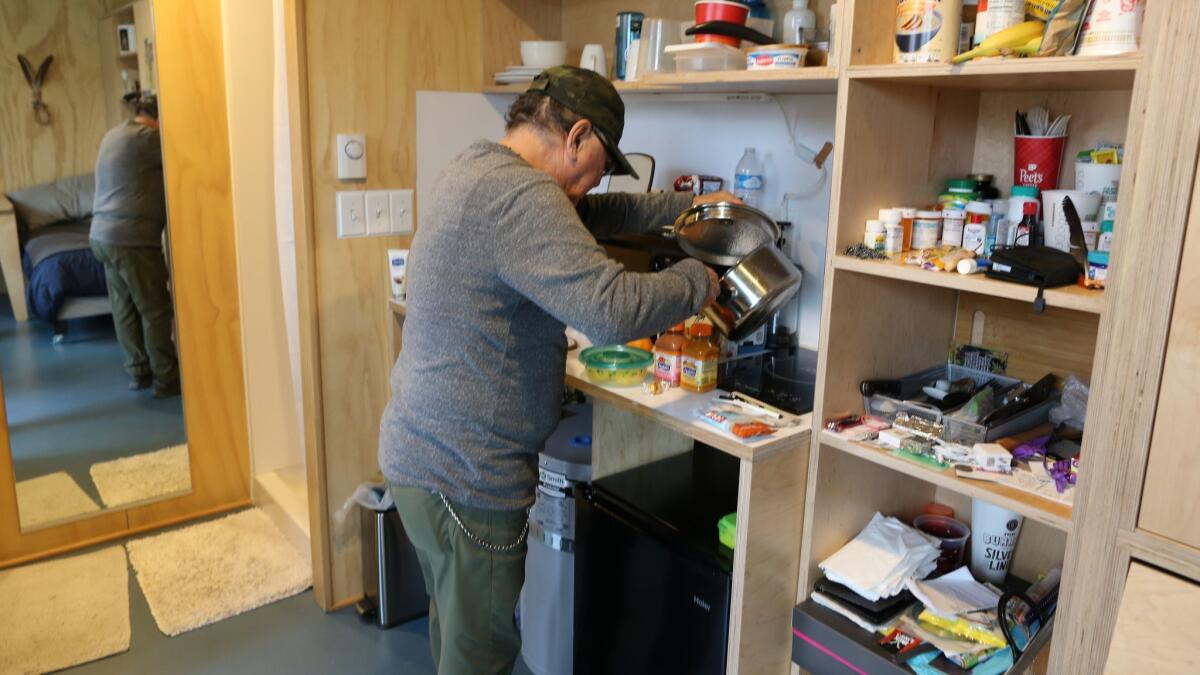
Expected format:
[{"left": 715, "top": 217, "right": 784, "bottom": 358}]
[{"left": 702, "top": 243, "right": 804, "bottom": 341}]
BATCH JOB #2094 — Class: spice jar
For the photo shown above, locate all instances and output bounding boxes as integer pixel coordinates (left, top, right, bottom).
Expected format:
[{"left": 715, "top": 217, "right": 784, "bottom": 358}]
[
  {"left": 912, "top": 210, "right": 942, "bottom": 250},
  {"left": 681, "top": 323, "right": 719, "bottom": 393}
]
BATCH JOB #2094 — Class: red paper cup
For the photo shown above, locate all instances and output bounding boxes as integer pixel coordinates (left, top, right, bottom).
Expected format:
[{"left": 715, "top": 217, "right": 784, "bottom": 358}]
[
  {"left": 1014, "top": 135, "right": 1068, "bottom": 191},
  {"left": 695, "top": 1, "right": 749, "bottom": 47}
]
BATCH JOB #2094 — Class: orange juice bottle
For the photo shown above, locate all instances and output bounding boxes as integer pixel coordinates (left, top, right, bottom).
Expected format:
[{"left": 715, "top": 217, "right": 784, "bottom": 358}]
[
  {"left": 653, "top": 323, "right": 688, "bottom": 387},
  {"left": 680, "top": 323, "right": 719, "bottom": 393}
]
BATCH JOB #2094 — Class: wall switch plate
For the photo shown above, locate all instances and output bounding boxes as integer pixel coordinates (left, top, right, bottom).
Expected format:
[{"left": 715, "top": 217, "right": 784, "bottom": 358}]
[
  {"left": 337, "top": 191, "right": 366, "bottom": 238},
  {"left": 365, "top": 190, "right": 391, "bottom": 235},
  {"left": 336, "top": 133, "right": 366, "bottom": 181},
  {"left": 389, "top": 189, "right": 414, "bottom": 235}
]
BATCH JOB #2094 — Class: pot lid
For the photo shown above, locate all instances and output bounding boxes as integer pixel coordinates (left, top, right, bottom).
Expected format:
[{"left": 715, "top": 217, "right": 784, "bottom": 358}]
[{"left": 673, "top": 201, "right": 781, "bottom": 267}]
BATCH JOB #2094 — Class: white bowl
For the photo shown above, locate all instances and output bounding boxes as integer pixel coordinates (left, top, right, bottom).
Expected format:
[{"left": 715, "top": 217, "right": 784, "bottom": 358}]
[{"left": 520, "top": 41, "right": 568, "bottom": 68}]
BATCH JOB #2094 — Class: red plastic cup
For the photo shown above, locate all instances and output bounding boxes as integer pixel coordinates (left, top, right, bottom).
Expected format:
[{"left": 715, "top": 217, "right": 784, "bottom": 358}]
[
  {"left": 1014, "top": 135, "right": 1068, "bottom": 191},
  {"left": 694, "top": 1, "right": 750, "bottom": 47}
]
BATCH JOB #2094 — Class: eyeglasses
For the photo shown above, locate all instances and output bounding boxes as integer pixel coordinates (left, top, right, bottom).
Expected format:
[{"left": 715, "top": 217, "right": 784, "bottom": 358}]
[{"left": 592, "top": 127, "right": 617, "bottom": 175}]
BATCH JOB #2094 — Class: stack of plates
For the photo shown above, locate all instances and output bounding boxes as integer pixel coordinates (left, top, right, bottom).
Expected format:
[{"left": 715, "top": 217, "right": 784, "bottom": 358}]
[{"left": 493, "top": 65, "right": 544, "bottom": 84}]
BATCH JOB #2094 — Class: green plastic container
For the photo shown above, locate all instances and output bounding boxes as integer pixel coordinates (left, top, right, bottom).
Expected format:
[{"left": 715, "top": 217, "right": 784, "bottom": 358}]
[
  {"left": 938, "top": 178, "right": 979, "bottom": 211},
  {"left": 578, "top": 345, "right": 652, "bottom": 387},
  {"left": 718, "top": 512, "right": 737, "bottom": 550}
]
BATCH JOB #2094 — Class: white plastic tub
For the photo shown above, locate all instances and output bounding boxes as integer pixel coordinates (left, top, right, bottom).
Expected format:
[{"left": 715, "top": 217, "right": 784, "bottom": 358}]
[{"left": 664, "top": 42, "right": 746, "bottom": 73}]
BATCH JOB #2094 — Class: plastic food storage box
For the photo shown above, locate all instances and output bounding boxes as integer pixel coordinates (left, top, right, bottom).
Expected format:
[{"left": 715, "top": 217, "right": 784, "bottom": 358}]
[
  {"left": 664, "top": 43, "right": 746, "bottom": 73},
  {"left": 577, "top": 345, "right": 652, "bottom": 387},
  {"left": 862, "top": 363, "right": 1054, "bottom": 444}
]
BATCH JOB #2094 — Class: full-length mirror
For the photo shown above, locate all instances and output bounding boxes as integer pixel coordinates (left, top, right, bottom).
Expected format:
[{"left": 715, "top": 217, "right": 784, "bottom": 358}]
[{"left": 0, "top": 1, "right": 190, "bottom": 532}]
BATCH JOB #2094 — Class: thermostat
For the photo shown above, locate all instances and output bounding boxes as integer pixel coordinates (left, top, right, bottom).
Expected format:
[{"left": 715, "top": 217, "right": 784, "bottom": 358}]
[{"left": 337, "top": 133, "right": 366, "bottom": 180}]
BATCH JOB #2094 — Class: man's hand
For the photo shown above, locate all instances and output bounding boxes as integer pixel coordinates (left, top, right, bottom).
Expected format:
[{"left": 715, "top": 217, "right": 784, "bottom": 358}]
[
  {"left": 704, "top": 266, "right": 721, "bottom": 307},
  {"left": 693, "top": 191, "right": 743, "bottom": 207}
]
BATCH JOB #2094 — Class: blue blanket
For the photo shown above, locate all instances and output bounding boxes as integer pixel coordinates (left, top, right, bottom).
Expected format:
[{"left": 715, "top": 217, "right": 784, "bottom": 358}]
[{"left": 24, "top": 248, "right": 108, "bottom": 321}]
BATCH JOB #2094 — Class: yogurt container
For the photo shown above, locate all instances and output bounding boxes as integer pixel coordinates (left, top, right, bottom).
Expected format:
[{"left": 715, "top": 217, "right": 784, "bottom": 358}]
[{"left": 747, "top": 44, "right": 808, "bottom": 70}]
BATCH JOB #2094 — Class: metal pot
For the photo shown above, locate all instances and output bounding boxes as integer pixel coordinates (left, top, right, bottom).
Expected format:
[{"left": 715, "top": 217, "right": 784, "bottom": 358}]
[
  {"left": 673, "top": 201, "right": 781, "bottom": 267},
  {"left": 702, "top": 244, "right": 803, "bottom": 341}
]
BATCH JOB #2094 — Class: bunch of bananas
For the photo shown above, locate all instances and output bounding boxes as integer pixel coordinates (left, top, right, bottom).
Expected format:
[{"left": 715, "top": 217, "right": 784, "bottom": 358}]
[{"left": 951, "top": 21, "right": 1045, "bottom": 64}]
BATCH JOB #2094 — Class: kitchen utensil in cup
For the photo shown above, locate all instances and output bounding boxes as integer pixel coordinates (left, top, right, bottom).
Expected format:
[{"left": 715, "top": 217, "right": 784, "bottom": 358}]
[
  {"left": 1014, "top": 135, "right": 1068, "bottom": 191},
  {"left": 580, "top": 43, "right": 607, "bottom": 74},
  {"left": 636, "top": 18, "right": 681, "bottom": 77}
]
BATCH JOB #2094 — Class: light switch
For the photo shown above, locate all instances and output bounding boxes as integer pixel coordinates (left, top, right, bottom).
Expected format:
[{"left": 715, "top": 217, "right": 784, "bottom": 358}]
[
  {"left": 365, "top": 191, "right": 390, "bottom": 235},
  {"left": 389, "top": 189, "right": 414, "bottom": 235},
  {"left": 336, "top": 133, "right": 366, "bottom": 181},
  {"left": 337, "top": 191, "right": 366, "bottom": 238}
]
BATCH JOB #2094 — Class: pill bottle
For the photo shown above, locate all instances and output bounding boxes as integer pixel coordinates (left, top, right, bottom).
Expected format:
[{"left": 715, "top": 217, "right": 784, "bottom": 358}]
[
  {"left": 864, "top": 219, "right": 886, "bottom": 251},
  {"left": 884, "top": 221, "right": 904, "bottom": 254},
  {"left": 962, "top": 201, "right": 991, "bottom": 254},
  {"left": 912, "top": 210, "right": 942, "bottom": 250},
  {"left": 899, "top": 207, "right": 917, "bottom": 251},
  {"left": 681, "top": 323, "right": 719, "bottom": 393},
  {"left": 941, "top": 209, "right": 966, "bottom": 247},
  {"left": 938, "top": 178, "right": 978, "bottom": 211}
]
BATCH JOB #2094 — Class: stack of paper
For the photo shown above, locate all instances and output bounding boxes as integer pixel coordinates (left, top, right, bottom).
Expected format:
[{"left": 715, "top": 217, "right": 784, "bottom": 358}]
[
  {"left": 905, "top": 567, "right": 1001, "bottom": 620},
  {"left": 819, "top": 512, "right": 942, "bottom": 601}
]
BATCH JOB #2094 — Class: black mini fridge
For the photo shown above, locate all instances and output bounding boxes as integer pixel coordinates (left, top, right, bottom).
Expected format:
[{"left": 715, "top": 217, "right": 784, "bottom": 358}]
[{"left": 573, "top": 445, "right": 739, "bottom": 675}]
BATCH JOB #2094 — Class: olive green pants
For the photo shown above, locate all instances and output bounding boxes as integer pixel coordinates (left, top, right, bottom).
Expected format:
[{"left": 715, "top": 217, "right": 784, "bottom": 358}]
[
  {"left": 391, "top": 486, "right": 527, "bottom": 675},
  {"left": 91, "top": 241, "right": 178, "bottom": 384}
]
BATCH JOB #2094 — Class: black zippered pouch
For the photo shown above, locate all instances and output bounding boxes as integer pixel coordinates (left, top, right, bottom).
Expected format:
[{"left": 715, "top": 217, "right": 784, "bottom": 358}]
[{"left": 987, "top": 247, "right": 1083, "bottom": 313}]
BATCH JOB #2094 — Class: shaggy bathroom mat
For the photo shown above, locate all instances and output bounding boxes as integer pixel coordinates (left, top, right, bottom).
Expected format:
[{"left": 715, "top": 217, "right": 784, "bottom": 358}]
[
  {"left": 0, "top": 546, "right": 130, "bottom": 674},
  {"left": 126, "top": 508, "right": 311, "bottom": 636},
  {"left": 90, "top": 444, "right": 192, "bottom": 508},
  {"left": 15, "top": 471, "right": 101, "bottom": 530}
]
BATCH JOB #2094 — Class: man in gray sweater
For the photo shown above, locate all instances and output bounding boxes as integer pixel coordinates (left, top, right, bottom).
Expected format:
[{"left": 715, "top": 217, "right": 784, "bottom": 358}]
[
  {"left": 90, "top": 94, "right": 179, "bottom": 398},
  {"left": 379, "top": 67, "right": 729, "bottom": 673}
]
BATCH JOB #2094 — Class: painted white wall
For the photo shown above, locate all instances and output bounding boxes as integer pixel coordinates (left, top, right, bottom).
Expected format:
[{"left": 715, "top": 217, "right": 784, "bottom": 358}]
[
  {"left": 414, "top": 91, "right": 834, "bottom": 348},
  {"left": 221, "top": 0, "right": 304, "bottom": 477}
]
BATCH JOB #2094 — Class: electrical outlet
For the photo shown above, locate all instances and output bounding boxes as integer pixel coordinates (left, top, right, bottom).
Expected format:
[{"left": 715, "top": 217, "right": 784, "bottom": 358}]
[
  {"left": 365, "top": 190, "right": 390, "bottom": 235},
  {"left": 336, "top": 191, "right": 366, "bottom": 238},
  {"left": 389, "top": 190, "right": 414, "bottom": 235}
]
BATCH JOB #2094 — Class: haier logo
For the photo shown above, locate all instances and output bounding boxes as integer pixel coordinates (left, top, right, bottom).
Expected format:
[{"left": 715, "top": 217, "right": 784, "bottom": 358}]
[{"left": 693, "top": 595, "right": 712, "bottom": 612}]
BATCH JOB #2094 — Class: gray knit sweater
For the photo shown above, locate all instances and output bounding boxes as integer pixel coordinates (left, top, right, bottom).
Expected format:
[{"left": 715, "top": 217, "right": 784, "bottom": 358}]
[{"left": 378, "top": 140, "right": 709, "bottom": 510}]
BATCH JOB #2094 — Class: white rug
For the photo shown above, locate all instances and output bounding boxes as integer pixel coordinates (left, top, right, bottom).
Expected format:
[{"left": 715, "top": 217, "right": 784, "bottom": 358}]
[
  {"left": 15, "top": 471, "right": 102, "bottom": 530},
  {"left": 126, "top": 508, "right": 311, "bottom": 636},
  {"left": 90, "top": 444, "right": 192, "bottom": 508},
  {"left": 0, "top": 546, "right": 130, "bottom": 674}
]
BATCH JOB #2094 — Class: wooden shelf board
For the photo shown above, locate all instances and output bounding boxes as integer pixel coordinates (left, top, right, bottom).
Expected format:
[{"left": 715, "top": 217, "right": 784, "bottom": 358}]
[
  {"left": 847, "top": 54, "right": 1141, "bottom": 91},
  {"left": 484, "top": 67, "right": 838, "bottom": 96},
  {"left": 833, "top": 255, "right": 1105, "bottom": 314},
  {"left": 819, "top": 430, "right": 1073, "bottom": 532}
]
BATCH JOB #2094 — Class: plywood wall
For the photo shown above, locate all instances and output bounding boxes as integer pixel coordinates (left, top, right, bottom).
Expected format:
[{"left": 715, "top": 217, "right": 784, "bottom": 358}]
[
  {"left": 303, "top": 0, "right": 482, "bottom": 606},
  {"left": 0, "top": 0, "right": 113, "bottom": 196}
]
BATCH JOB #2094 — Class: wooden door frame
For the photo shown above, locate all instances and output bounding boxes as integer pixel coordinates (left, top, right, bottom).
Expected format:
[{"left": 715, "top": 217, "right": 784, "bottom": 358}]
[{"left": 0, "top": 0, "right": 251, "bottom": 567}]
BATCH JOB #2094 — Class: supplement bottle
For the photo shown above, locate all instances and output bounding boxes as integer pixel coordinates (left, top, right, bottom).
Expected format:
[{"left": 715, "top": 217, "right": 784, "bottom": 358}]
[
  {"left": 653, "top": 323, "right": 688, "bottom": 387},
  {"left": 681, "top": 323, "right": 719, "bottom": 393}
]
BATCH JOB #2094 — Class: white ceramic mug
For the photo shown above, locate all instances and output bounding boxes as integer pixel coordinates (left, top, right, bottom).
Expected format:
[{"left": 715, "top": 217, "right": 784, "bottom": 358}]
[{"left": 580, "top": 44, "right": 607, "bottom": 74}]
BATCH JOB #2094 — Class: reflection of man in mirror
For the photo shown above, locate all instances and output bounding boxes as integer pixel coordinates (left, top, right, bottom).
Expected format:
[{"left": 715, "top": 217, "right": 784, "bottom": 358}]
[{"left": 90, "top": 93, "right": 180, "bottom": 398}]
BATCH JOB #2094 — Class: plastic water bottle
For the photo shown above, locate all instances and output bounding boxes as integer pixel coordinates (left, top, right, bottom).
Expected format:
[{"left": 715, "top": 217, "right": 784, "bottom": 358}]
[
  {"left": 734, "top": 148, "right": 764, "bottom": 209},
  {"left": 783, "top": 0, "right": 816, "bottom": 44}
]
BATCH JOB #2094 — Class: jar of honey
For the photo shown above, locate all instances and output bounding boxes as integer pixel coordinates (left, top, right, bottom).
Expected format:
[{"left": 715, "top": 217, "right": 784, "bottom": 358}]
[{"left": 680, "top": 323, "right": 719, "bottom": 393}]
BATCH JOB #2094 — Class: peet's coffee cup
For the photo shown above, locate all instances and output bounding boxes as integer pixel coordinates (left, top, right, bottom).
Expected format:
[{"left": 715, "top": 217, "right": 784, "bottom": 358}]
[
  {"left": 1014, "top": 135, "right": 1068, "bottom": 191},
  {"left": 969, "top": 498, "right": 1023, "bottom": 585}
]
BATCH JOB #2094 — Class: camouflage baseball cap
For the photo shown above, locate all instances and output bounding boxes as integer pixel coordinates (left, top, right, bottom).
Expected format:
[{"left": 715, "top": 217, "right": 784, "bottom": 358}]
[{"left": 526, "top": 65, "right": 638, "bottom": 179}]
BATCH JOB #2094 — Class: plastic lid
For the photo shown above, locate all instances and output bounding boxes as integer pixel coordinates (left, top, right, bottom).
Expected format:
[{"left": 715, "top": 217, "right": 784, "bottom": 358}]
[
  {"left": 865, "top": 218, "right": 885, "bottom": 231},
  {"left": 947, "top": 178, "right": 976, "bottom": 191},
  {"left": 916, "top": 210, "right": 942, "bottom": 218},
  {"left": 878, "top": 208, "right": 902, "bottom": 222},
  {"left": 578, "top": 345, "right": 653, "bottom": 372},
  {"left": 691, "top": 322, "right": 713, "bottom": 337},
  {"left": 1101, "top": 220, "right": 1114, "bottom": 232},
  {"left": 1088, "top": 251, "right": 1110, "bottom": 264},
  {"left": 1023, "top": 201, "right": 1039, "bottom": 215},
  {"left": 1012, "top": 185, "right": 1040, "bottom": 198},
  {"left": 900, "top": 207, "right": 918, "bottom": 217},
  {"left": 942, "top": 208, "right": 965, "bottom": 219},
  {"left": 965, "top": 200, "right": 992, "bottom": 215}
]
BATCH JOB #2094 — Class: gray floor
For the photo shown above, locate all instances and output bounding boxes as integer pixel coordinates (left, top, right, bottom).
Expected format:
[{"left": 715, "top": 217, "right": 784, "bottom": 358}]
[{"left": 0, "top": 297, "right": 186, "bottom": 504}]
